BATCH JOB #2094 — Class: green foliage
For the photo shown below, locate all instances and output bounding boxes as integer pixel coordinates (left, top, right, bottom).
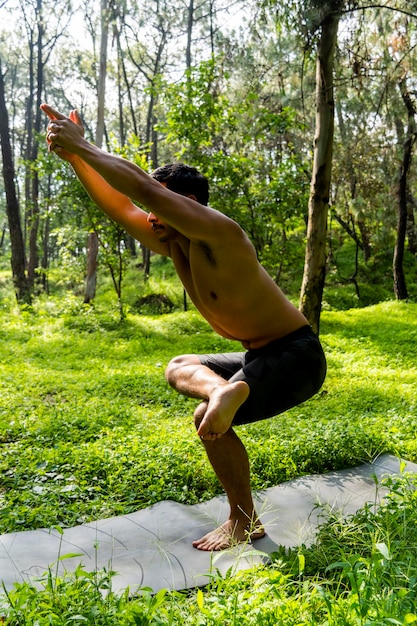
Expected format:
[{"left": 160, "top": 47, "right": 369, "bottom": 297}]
[
  {"left": 0, "top": 562, "right": 178, "bottom": 625},
  {"left": 323, "top": 235, "right": 417, "bottom": 310},
  {"left": 275, "top": 470, "right": 417, "bottom": 624},
  {"left": 159, "top": 57, "right": 310, "bottom": 279}
]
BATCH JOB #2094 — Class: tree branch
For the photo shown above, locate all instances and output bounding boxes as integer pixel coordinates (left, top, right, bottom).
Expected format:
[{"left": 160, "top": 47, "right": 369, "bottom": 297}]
[{"left": 342, "top": 4, "right": 417, "bottom": 21}]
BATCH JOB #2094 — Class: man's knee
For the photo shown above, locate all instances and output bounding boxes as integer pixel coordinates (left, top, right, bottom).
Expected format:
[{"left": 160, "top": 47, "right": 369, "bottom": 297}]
[{"left": 164, "top": 354, "right": 201, "bottom": 386}]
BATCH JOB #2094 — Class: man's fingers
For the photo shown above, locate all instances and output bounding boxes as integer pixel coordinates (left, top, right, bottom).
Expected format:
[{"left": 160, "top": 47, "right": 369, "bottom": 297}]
[
  {"left": 40, "top": 103, "right": 67, "bottom": 121},
  {"left": 69, "top": 109, "right": 82, "bottom": 126},
  {"left": 69, "top": 110, "right": 84, "bottom": 136}
]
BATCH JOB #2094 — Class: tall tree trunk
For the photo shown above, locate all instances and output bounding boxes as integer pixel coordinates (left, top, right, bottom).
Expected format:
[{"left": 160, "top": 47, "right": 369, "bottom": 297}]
[
  {"left": 85, "top": 229, "right": 99, "bottom": 301},
  {"left": 145, "top": 30, "right": 166, "bottom": 167},
  {"left": 299, "top": 11, "right": 340, "bottom": 334},
  {"left": 27, "top": 0, "right": 45, "bottom": 289},
  {"left": 116, "top": 27, "right": 126, "bottom": 147},
  {"left": 142, "top": 245, "right": 151, "bottom": 278},
  {"left": 143, "top": 30, "right": 167, "bottom": 278},
  {"left": 186, "top": 0, "right": 194, "bottom": 71},
  {"left": 84, "top": 0, "right": 109, "bottom": 304},
  {"left": 393, "top": 78, "right": 416, "bottom": 300},
  {"left": 25, "top": 25, "right": 37, "bottom": 287},
  {"left": 118, "top": 28, "right": 139, "bottom": 137},
  {"left": 406, "top": 192, "right": 417, "bottom": 255},
  {"left": 0, "top": 62, "right": 31, "bottom": 304},
  {"left": 41, "top": 214, "right": 50, "bottom": 293}
]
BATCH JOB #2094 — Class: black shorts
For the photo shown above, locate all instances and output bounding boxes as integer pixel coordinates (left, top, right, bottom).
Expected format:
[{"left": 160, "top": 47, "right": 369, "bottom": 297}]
[{"left": 198, "top": 325, "right": 326, "bottom": 425}]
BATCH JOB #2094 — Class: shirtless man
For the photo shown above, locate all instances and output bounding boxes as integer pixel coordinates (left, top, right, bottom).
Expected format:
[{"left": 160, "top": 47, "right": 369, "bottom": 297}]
[{"left": 41, "top": 103, "right": 327, "bottom": 551}]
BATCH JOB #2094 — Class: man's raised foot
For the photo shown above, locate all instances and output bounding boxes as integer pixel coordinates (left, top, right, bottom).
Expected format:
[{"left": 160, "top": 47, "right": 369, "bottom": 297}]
[{"left": 196, "top": 381, "right": 249, "bottom": 441}]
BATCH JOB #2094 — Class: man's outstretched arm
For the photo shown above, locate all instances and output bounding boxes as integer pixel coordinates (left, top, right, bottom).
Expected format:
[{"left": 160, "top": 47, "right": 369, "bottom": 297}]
[
  {"left": 42, "top": 104, "right": 169, "bottom": 255},
  {"left": 41, "top": 103, "right": 242, "bottom": 245}
]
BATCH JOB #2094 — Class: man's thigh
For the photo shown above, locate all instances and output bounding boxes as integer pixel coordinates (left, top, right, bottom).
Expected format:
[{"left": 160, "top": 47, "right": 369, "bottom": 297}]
[{"left": 198, "top": 352, "right": 247, "bottom": 381}]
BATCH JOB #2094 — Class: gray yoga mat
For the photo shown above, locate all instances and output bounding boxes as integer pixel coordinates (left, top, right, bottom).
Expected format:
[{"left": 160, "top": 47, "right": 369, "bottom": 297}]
[{"left": 1, "top": 454, "right": 415, "bottom": 595}]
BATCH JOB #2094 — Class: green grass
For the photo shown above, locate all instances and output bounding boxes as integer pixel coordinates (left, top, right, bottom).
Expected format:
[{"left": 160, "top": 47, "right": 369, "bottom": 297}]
[
  {"left": 1, "top": 298, "right": 416, "bottom": 533},
  {"left": 0, "top": 273, "right": 417, "bottom": 622}
]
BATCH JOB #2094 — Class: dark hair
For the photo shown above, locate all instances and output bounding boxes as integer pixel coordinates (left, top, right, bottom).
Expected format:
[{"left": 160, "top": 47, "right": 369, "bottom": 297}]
[{"left": 151, "top": 163, "right": 209, "bottom": 206}]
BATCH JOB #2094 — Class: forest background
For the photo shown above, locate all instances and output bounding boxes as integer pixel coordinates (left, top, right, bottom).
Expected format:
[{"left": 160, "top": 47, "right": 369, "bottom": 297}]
[
  {"left": 1, "top": 1, "right": 417, "bottom": 621},
  {"left": 0, "top": 0, "right": 417, "bottom": 325}
]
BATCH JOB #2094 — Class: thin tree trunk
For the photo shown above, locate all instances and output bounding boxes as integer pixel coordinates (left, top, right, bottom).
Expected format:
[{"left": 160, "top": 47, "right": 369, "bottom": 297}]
[
  {"left": 84, "top": 0, "right": 109, "bottom": 304},
  {"left": 142, "top": 245, "right": 150, "bottom": 279},
  {"left": 186, "top": 0, "right": 194, "bottom": 71},
  {"left": 41, "top": 214, "right": 50, "bottom": 293},
  {"left": 393, "top": 78, "right": 416, "bottom": 300},
  {"left": 85, "top": 230, "right": 99, "bottom": 300},
  {"left": 299, "top": 11, "right": 340, "bottom": 334},
  {"left": 25, "top": 25, "right": 37, "bottom": 287},
  {"left": 406, "top": 192, "right": 417, "bottom": 255},
  {"left": 96, "top": 0, "right": 107, "bottom": 147},
  {"left": 26, "top": 0, "right": 47, "bottom": 290},
  {"left": 0, "top": 62, "right": 31, "bottom": 304},
  {"left": 142, "top": 31, "right": 167, "bottom": 277}
]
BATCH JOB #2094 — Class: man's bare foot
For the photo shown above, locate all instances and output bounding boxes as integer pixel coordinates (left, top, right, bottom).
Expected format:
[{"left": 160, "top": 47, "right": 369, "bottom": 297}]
[
  {"left": 192, "top": 518, "right": 265, "bottom": 551},
  {"left": 196, "top": 381, "right": 249, "bottom": 441}
]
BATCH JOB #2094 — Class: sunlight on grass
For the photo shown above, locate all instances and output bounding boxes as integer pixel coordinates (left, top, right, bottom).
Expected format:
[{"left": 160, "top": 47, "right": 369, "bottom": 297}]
[
  {"left": 0, "top": 300, "right": 416, "bottom": 532},
  {"left": 0, "top": 296, "right": 417, "bottom": 622}
]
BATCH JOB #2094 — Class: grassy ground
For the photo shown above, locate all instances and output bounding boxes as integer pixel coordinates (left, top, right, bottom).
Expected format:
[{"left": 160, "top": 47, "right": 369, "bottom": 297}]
[
  {"left": 0, "top": 268, "right": 417, "bottom": 623},
  {"left": 0, "top": 295, "right": 416, "bottom": 534}
]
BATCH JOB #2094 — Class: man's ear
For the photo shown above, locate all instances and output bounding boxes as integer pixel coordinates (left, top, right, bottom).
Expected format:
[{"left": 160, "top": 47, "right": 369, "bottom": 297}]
[{"left": 187, "top": 194, "right": 197, "bottom": 202}]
